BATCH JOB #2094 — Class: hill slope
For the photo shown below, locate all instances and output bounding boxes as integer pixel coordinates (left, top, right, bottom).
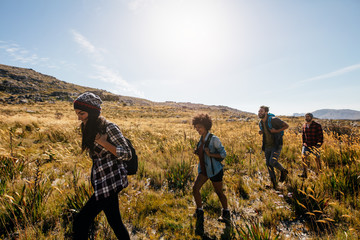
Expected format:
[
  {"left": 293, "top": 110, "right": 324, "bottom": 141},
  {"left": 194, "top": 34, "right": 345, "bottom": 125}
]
[
  {"left": 293, "top": 109, "right": 360, "bottom": 120},
  {"left": 0, "top": 63, "right": 252, "bottom": 116},
  {"left": 0, "top": 63, "right": 151, "bottom": 105}
]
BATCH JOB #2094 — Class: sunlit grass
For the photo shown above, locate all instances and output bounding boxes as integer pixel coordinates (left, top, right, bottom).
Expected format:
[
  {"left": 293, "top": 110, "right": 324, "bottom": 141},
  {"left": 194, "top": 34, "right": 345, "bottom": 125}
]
[{"left": 0, "top": 101, "right": 359, "bottom": 239}]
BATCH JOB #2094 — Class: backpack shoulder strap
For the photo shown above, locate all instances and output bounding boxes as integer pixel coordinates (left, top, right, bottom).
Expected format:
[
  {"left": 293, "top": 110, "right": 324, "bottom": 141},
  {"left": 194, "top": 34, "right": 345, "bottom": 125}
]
[
  {"left": 205, "top": 133, "right": 213, "bottom": 148},
  {"left": 267, "top": 115, "right": 273, "bottom": 129}
]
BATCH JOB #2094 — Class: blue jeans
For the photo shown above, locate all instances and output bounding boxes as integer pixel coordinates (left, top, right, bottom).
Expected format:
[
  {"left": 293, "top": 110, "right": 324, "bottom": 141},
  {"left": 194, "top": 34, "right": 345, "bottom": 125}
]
[
  {"left": 264, "top": 147, "right": 285, "bottom": 185},
  {"left": 302, "top": 145, "right": 320, "bottom": 158}
]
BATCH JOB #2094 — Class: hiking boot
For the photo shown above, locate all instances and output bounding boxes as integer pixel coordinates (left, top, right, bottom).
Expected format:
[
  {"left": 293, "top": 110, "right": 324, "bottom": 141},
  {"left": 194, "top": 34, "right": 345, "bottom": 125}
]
[
  {"left": 195, "top": 209, "right": 204, "bottom": 236},
  {"left": 194, "top": 209, "right": 204, "bottom": 219},
  {"left": 218, "top": 209, "right": 231, "bottom": 223},
  {"left": 279, "top": 169, "right": 288, "bottom": 182}
]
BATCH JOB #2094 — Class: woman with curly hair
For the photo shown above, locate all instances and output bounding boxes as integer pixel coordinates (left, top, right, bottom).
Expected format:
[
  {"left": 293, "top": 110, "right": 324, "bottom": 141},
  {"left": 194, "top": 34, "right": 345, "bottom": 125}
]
[
  {"left": 192, "top": 114, "right": 230, "bottom": 226},
  {"left": 73, "top": 92, "right": 131, "bottom": 240}
]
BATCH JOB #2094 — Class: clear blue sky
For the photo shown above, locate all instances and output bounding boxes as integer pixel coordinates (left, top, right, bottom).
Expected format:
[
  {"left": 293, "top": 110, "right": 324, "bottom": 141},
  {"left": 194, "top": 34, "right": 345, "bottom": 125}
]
[{"left": 1, "top": 0, "right": 359, "bottom": 115}]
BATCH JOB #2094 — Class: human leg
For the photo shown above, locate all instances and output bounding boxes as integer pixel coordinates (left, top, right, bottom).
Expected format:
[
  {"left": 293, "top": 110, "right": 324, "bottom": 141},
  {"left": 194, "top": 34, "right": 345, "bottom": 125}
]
[
  {"left": 212, "top": 180, "right": 228, "bottom": 210},
  {"left": 315, "top": 155, "right": 322, "bottom": 173},
  {"left": 269, "top": 147, "right": 288, "bottom": 182},
  {"left": 193, "top": 174, "right": 209, "bottom": 209},
  {"left": 312, "top": 147, "right": 322, "bottom": 173},
  {"left": 212, "top": 179, "right": 230, "bottom": 222},
  {"left": 73, "top": 195, "right": 103, "bottom": 240},
  {"left": 103, "top": 194, "right": 130, "bottom": 240},
  {"left": 269, "top": 147, "right": 285, "bottom": 171},
  {"left": 265, "top": 149, "right": 277, "bottom": 188},
  {"left": 193, "top": 174, "right": 208, "bottom": 235},
  {"left": 300, "top": 146, "right": 310, "bottom": 178}
]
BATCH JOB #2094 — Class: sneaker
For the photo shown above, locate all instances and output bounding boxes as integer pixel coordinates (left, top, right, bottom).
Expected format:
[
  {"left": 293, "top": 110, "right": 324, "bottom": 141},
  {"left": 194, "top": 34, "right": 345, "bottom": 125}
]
[
  {"left": 218, "top": 209, "right": 230, "bottom": 223},
  {"left": 279, "top": 169, "right": 288, "bottom": 182}
]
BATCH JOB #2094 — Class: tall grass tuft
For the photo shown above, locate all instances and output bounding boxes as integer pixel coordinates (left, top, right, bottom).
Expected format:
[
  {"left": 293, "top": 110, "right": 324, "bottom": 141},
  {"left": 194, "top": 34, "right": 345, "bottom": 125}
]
[
  {"left": 165, "top": 160, "right": 193, "bottom": 194},
  {"left": 327, "top": 166, "right": 360, "bottom": 206},
  {"left": 0, "top": 155, "right": 25, "bottom": 194},
  {"left": 0, "top": 159, "right": 52, "bottom": 236},
  {"left": 62, "top": 166, "right": 94, "bottom": 239},
  {"left": 286, "top": 181, "right": 334, "bottom": 234},
  {"left": 234, "top": 218, "right": 279, "bottom": 240}
]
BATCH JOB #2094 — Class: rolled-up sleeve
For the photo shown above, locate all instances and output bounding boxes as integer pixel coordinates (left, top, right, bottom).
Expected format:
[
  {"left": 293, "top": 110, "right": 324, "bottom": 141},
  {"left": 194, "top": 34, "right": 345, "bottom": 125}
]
[
  {"left": 213, "top": 136, "right": 226, "bottom": 159},
  {"left": 106, "top": 123, "right": 132, "bottom": 161}
]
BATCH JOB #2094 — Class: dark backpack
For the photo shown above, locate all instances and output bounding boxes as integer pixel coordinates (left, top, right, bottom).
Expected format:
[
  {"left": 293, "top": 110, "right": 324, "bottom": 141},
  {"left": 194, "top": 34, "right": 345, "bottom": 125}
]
[
  {"left": 258, "top": 113, "right": 284, "bottom": 136},
  {"left": 124, "top": 137, "right": 138, "bottom": 175}
]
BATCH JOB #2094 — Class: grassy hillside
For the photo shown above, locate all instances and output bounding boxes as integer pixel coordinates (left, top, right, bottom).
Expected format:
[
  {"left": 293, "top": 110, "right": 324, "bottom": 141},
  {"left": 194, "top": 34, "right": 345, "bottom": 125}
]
[
  {"left": 0, "top": 63, "right": 251, "bottom": 116},
  {"left": 0, "top": 100, "right": 359, "bottom": 239}
]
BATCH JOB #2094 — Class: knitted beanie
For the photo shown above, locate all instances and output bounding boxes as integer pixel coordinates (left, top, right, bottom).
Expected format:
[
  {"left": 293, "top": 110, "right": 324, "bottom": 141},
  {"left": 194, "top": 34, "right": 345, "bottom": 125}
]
[
  {"left": 305, "top": 112, "right": 313, "bottom": 118},
  {"left": 73, "top": 92, "right": 102, "bottom": 116}
]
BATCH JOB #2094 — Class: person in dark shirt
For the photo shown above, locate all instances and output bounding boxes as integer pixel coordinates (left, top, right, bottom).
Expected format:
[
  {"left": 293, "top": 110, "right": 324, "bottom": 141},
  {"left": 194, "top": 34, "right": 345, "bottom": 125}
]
[
  {"left": 258, "top": 106, "right": 289, "bottom": 190},
  {"left": 258, "top": 106, "right": 289, "bottom": 189},
  {"left": 300, "top": 113, "right": 324, "bottom": 178}
]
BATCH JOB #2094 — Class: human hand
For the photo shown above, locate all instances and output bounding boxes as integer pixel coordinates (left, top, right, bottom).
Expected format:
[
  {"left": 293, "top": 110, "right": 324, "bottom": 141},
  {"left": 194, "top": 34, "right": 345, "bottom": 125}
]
[
  {"left": 95, "top": 133, "right": 108, "bottom": 144},
  {"left": 269, "top": 128, "right": 277, "bottom": 134},
  {"left": 204, "top": 148, "right": 211, "bottom": 156},
  {"left": 194, "top": 148, "right": 199, "bottom": 155}
]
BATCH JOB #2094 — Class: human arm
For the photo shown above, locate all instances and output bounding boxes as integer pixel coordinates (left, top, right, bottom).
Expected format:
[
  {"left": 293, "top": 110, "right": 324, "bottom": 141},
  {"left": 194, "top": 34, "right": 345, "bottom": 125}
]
[
  {"left": 316, "top": 124, "right": 324, "bottom": 147},
  {"left": 204, "top": 149, "right": 223, "bottom": 159},
  {"left": 95, "top": 123, "right": 132, "bottom": 161},
  {"left": 269, "top": 121, "right": 289, "bottom": 134},
  {"left": 95, "top": 133, "right": 117, "bottom": 156},
  {"left": 204, "top": 136, "right": 226, "bottom": 159},
  {"left": 302, "top": 124, "right": 307, "bottom": 146}
]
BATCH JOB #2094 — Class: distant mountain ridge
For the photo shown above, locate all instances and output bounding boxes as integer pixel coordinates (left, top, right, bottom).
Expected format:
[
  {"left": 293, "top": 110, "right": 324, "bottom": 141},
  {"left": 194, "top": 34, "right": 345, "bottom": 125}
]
[
  {"left": 0, "top": 63, "right": 151, "bottom": 105},
  {"left": 0, "top": 64, "right": 251, "bottom": 115},
  {"left": 293, "top": 109, "right": 360, "bottom": 120}
]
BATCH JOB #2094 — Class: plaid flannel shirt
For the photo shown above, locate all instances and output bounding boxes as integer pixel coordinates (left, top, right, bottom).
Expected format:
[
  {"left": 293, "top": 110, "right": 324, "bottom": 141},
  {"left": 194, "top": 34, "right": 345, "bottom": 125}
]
[
  {"left": 90, "top": 122, "right": 132, "bottom": 200},
  {"left": 302, "top": 121, "right": 323, "bottom": 148}
]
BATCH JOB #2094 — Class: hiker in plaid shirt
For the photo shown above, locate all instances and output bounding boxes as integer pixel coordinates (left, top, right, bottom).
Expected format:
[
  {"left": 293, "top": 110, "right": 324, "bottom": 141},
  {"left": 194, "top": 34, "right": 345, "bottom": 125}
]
[
  {"left": 73, "top": 92, "right": 131, "bottom": 240},
  {"left": 300, "top": 113, "right": 324, "bottom": 178}
]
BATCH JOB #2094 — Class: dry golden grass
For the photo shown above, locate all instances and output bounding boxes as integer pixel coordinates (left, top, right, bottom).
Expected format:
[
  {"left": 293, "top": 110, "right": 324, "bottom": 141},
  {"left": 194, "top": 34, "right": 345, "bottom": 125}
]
[{"left": 0, "top": 101, "right": 359, "bottom": 239}]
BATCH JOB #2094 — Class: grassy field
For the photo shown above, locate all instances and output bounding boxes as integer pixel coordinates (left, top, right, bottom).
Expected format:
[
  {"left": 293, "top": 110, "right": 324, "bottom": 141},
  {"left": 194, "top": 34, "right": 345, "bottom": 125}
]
[{"left": 0, "top": 101, "right": 359, "bottom": 239}]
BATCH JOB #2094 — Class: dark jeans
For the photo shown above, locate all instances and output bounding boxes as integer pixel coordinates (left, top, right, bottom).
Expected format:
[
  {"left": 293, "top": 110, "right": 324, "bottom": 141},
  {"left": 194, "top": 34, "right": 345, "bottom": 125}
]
[
  {"left": 265, "top": 147, "right": 285, "bottom": 185},
  {"left": 73, "top": 193, "right": 130, "bottom": 240}
]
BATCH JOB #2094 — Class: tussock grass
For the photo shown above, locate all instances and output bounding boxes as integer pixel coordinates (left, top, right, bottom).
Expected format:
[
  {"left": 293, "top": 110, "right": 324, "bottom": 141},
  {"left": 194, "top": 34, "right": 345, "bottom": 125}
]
[{"left": 0, "top": 101, "right": 359, "bottom": 239}]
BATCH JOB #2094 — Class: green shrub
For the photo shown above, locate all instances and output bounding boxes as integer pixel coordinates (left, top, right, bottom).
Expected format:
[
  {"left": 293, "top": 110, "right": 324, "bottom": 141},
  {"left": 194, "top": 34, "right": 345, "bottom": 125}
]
[
  {"left": 0, "top": 168, "right": 52, "bottom": 236},
  {"left": 287, "top": 182, "right": 334, "bottom": 233},
  {"left": 234, "top": 218, "right": 279, "bottom": 240},
  {"left": 62, "top": 183, "right": 93, "bottom": 239},
  {"left": 0, "top": 155, "right": 25, "bottom": 194},
  {"left": 327, "top": 166, "right": 360, "bottom": 204},
  {"left": 166, "top": 160, "right": 193, "bottom": 193}
]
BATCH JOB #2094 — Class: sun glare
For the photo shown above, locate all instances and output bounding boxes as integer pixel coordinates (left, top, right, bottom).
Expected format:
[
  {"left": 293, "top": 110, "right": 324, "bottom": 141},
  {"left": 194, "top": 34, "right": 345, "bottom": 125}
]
[{"left": 138, "top": 1, "right": 233, "bottom": 74}]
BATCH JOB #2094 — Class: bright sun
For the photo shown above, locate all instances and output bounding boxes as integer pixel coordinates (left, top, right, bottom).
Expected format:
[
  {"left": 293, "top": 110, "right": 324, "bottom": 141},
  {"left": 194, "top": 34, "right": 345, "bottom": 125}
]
[{"left": 137, "top": 1, "right": 234, "bottom": 74}]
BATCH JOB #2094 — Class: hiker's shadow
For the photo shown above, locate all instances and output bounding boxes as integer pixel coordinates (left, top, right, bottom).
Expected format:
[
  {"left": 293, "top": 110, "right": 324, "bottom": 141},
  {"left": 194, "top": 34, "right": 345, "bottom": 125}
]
[
  {"left": 195, "top": 218, "right": 233, "bottom": 240},
  {"left": 195, "top": 217, "right": 214, "bottom": 240},
  {"left": 220, "top": 222, "right": 233, "bottom": 240}
]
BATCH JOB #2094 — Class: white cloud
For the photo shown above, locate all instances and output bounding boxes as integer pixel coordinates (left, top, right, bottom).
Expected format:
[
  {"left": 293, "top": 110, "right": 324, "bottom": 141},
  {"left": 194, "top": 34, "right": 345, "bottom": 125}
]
[
  {"left": 91, "top": 64, "right": 144, "bottom": 97},
  {"left": 71, "top": 30, "right": 96, "bottom": 53},
  {"left": 0, "top": 42, "right": 49, "bottom": 65},
  {"left": 128, "top": 0, "right": 153, "bottom": 12},
  {"left": 70, "top": 29, "right": 104, "bottom": 61},
  {"left": 300, "top": 63, "right": 360, "bottom": 84},
  {"left": 70, "top": 29, "right": 143, "bottom": 98}
]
